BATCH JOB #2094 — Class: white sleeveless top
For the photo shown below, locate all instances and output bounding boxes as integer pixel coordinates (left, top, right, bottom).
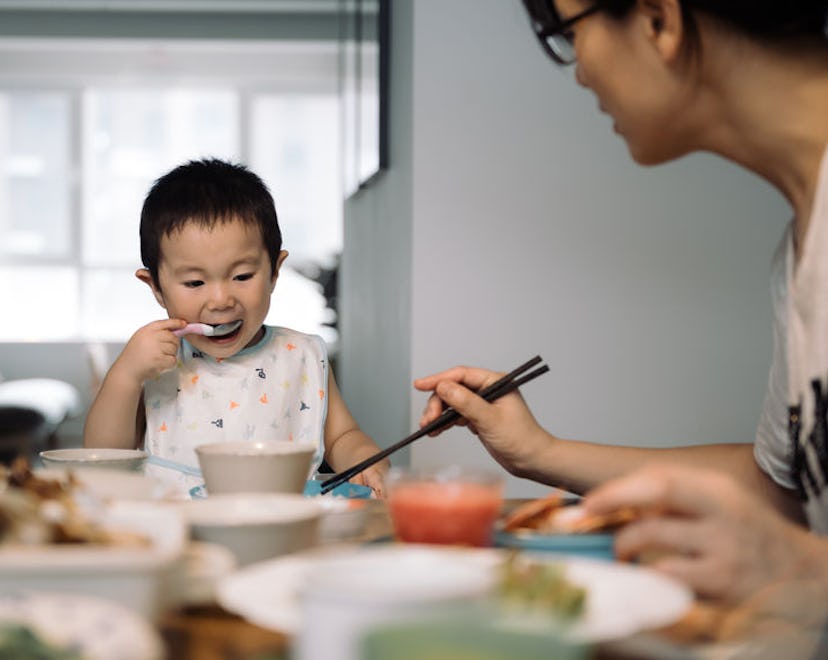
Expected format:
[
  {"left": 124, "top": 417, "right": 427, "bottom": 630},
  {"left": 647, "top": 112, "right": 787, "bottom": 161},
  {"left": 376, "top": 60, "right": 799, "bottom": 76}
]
[
  {"left": 143, "top": 325, "right": 328, "bottom": 495},
  {"left": 755, "top": 144, "right": 828, "bottom": 533}
]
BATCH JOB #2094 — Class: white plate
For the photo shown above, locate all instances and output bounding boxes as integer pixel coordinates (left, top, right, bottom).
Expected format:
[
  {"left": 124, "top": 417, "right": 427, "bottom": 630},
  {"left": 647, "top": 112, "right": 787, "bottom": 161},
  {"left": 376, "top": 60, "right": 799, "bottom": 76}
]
[
  {"left": 218, "top": 546, "right": 692, "bottom": 643},
  {"left": 0, "top": 591, "right": 164, "bottom": 660},
  {"left": 218, "top": 545, "right": 501, "bottom": 634}
]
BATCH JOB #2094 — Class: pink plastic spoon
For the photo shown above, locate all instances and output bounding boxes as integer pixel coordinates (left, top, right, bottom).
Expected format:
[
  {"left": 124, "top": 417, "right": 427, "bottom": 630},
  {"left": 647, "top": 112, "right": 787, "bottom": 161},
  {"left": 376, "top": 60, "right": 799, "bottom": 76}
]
[{"left": 173, "top": 321, "right": 242, "bottom": 338}]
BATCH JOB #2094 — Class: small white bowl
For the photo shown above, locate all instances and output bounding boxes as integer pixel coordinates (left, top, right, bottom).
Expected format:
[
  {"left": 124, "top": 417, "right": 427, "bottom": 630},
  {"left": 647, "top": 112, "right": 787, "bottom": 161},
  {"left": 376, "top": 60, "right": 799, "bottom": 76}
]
[
  {"left": 39, "top": 448, "right": 147, "bottom": 472},
  {"left": 179, "top": 493, "right": 323, "bottom": 566},
  {"left": 195, "top": 440, "right": 317, "bottom": 495}
]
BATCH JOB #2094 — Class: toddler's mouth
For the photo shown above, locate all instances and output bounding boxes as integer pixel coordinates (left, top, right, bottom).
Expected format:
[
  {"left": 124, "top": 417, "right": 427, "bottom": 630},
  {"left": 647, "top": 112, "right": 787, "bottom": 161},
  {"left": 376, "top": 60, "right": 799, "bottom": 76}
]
[{"left": 207, "top": 320, "right": 243, "bottom": 338}]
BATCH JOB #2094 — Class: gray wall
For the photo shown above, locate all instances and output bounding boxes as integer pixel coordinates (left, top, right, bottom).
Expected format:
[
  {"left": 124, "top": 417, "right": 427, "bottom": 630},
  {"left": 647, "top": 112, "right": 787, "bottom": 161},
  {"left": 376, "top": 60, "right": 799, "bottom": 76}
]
[{"left": 339, "top": 0, "right": 789, "bottom": 496}]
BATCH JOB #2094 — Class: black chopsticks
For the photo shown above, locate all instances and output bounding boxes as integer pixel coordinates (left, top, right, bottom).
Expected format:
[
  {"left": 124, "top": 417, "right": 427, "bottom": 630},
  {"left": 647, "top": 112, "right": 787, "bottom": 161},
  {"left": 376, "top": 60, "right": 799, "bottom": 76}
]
[{"left": 319, "top": 355, "right": 549, "bottom": 494}]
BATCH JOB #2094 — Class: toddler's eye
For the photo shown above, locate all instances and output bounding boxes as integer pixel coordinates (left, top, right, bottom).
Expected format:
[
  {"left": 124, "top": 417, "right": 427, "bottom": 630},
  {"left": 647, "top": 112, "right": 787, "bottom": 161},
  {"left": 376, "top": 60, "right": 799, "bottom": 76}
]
[
  {"left": 183, "top": 280, "right": 204, "bottom": 288},
  {"left": 234, "top": 273, "right": 254, "bottom": 282}
]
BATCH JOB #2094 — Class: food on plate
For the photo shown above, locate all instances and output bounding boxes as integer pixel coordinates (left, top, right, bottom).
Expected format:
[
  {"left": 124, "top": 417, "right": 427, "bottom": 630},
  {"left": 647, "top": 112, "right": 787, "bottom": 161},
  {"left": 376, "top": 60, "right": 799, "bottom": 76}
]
[
  {"left": 0, "top": 624, "right": 81, "bottom": 660},
  {"left": 0, "top": 457, "right": 148, "bottom": 547},
  {"left": 502, "top": 493, "right": 636, "bottom": 534},
  {"left": 498, "top": 552, "right": 587, "bottom": 620}
]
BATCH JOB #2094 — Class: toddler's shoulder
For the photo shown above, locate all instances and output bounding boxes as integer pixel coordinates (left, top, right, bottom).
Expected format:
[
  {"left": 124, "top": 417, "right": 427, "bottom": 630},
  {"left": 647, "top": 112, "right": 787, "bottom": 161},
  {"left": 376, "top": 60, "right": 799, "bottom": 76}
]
[{"left": 265, "top": 326, "right": 327, "bottom": 358}]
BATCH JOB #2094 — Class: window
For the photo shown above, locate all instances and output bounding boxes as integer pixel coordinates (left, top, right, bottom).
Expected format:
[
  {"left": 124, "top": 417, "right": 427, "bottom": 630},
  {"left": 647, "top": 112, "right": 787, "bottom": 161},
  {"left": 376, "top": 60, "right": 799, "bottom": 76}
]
[{"left": 0, "top": 37, "right": 341, "bottom": 347}]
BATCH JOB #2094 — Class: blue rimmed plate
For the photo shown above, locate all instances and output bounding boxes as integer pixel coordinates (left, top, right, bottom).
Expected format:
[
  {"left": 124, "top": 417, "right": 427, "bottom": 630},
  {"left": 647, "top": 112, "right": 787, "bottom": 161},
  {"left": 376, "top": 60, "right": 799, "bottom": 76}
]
[
  {"left": 494, "top": 530, "right": 615, "bottom": 561},
  {"left": 189, "top": 480, "right": 373, "bottom": 500}
]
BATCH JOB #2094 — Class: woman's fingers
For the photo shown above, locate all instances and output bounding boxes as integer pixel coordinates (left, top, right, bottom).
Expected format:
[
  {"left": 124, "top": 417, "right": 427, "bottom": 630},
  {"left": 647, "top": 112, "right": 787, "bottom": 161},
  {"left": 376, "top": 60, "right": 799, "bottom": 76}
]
[{"left": 584, "top": 464, "right": 728, "bottom": 518}]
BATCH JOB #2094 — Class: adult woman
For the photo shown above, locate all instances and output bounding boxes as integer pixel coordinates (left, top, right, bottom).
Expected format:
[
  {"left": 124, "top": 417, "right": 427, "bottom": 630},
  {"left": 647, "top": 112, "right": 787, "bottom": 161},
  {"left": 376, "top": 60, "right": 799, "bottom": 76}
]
[{"left": 416, "top": 0, "right": 828, "bottom": 604}]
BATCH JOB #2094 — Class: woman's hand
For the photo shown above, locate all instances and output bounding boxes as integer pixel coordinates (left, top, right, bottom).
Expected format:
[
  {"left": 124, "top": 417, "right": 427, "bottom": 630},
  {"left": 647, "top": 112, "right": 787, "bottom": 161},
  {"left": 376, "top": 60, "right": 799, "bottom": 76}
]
[
  {"left": 583, "top": 464, "right": 826, "bottom": 604},
  {"left": 111, "top": 319, "right": 187, "bottom": 385},
  {"left": 413, "top": 365, "right": 551, "bottom": 478}
]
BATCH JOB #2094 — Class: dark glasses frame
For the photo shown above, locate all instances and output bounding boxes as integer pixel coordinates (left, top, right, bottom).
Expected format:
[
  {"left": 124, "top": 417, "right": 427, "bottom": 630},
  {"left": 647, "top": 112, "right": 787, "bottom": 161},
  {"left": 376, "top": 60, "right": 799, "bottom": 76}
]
[{"left": 522, "top": 0, "right": 605, "bottom": 65}]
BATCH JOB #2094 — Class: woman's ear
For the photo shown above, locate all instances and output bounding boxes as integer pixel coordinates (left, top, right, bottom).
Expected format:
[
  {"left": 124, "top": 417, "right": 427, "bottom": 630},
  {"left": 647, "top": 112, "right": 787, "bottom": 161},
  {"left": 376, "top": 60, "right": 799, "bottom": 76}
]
[
  {"left": 270, "top": 250, "right": 289, "bottom": 291},
  {"left": 136, "top": 268, "right": 167, "bottom": 309},
  {"left": 638, "top": 0, "right": 684, "bottom": 64}
]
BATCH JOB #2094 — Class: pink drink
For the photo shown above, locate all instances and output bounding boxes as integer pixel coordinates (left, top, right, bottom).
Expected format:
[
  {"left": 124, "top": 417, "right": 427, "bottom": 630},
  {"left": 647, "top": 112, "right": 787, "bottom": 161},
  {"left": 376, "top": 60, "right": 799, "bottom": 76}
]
[{"left": 388, "top": 481, "right": 503, "bottom": 547}]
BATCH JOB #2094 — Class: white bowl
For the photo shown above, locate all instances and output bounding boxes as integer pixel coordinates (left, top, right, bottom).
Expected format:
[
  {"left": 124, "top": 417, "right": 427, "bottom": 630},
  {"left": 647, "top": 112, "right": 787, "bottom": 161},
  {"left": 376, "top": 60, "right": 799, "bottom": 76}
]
[
  {"left": 179, "top": 493, "right": 323, "bottom": 566},
  {"left": 39, "top": 448, "right": 147, "bottom": 472},
  {"left": 195, "top": 440, "right": 316, "bottom": 495},
  {"left": 0, "top": 501, "right": 187, "bottom": 621}
]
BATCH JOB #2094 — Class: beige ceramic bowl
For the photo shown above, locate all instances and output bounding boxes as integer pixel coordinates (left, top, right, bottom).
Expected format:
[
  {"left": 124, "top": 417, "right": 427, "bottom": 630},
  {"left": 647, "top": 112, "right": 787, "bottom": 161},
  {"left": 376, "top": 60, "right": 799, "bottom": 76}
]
[
  {"left": 195, "top": 440, "right": 317, "bottom": 495},
  {"left": 180, "top": 493, "right": 323, "bottom": 566},
  {"left": 39, "top": 448, "right": 148, "bottom": 472}
]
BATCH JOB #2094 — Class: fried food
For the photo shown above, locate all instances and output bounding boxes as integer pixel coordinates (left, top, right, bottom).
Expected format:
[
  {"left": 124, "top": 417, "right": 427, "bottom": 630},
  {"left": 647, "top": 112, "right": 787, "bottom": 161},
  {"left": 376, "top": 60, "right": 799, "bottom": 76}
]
[
  {"left": 503, "top": 492, "right": 636, "bottom": 534},
  {"left": 0, "top": 457, "right": 148, "bottom": 547}
]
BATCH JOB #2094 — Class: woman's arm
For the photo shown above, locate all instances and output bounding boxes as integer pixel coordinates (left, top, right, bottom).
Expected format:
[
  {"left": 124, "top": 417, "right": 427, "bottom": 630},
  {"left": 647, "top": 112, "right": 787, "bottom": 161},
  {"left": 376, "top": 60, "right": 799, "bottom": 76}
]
[{"left": 415, "top": 365, "right": 804, "bottom": 522}]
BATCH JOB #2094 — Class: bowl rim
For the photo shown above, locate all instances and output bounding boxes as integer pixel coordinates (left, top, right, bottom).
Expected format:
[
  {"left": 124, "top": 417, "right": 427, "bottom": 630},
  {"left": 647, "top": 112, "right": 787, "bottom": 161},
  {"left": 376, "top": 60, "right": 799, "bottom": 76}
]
[
  {"left": 386, "top": 465, "right": 504, "bottom": 491},
  {"left": 39, "top": 448, "right": 148, "bottom": 462},
  {"left": 181, "top": 492, "right": 323, "bottom": 526},
  {"left": 195, "top": 440, "right": 317, "bottom": 457}
]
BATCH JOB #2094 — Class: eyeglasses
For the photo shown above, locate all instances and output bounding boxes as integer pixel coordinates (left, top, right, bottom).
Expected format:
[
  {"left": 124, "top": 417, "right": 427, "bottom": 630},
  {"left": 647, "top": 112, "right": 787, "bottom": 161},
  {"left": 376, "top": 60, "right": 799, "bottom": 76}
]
[{"left": 522, "top": 0, "right": 605, "bottom": 65}]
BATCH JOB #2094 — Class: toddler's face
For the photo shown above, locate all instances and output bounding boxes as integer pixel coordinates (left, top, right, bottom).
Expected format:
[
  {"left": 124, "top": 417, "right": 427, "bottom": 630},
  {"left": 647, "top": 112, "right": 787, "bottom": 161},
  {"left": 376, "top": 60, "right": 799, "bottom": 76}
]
[{"left": 148, "top": 218, "right": 285, "bottom": 358}]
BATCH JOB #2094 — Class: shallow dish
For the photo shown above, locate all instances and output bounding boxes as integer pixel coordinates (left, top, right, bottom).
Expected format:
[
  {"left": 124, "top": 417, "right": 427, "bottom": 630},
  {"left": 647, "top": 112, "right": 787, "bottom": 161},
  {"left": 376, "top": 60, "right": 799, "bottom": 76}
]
[
  {"left": 494, "top": 531, "right": 615, "bottom": 561},
  {"left": 0, "top": 501, "right": 187, "bottom": 620},
  {"left": 195, "top": 440, "right": 317, "bottom": 495},
  {"left": 39, "top": 448, "right": 147, "bottom": 472},
  {"left": 179, "top": 493, "right": 323, "bottom": 566},
  {"left": 219, "top": 545, "right": 502, "bottom": 637},
  {"left": 0, "top": 591, "right": 164, "bottom": 660},
  {"left": 218, "top": 547, "right": 692, "bottom": 643}
]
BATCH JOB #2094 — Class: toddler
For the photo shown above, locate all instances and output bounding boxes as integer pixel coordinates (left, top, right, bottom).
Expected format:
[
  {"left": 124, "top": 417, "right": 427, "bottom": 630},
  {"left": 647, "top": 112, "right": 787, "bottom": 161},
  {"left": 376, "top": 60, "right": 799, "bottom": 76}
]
[{"left": 84, "top": 158, "right": 387, "bottom": 496}]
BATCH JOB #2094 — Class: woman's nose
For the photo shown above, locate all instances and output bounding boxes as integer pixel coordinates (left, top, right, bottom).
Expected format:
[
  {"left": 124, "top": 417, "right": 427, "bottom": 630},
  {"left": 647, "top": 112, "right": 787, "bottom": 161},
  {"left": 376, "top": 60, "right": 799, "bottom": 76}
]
[{"left": 574, "top": 63, "right": 587, "bottom": 88}]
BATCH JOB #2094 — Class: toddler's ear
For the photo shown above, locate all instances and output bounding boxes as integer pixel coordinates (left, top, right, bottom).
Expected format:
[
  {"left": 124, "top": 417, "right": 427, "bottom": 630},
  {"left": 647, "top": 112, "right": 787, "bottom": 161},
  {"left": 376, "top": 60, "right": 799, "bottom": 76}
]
[
  {"left": 135, "top": 268, "right": 167, "bottom": 309},
  {"left": 271, "top": 250, "right": 289, "bottom": 289}
]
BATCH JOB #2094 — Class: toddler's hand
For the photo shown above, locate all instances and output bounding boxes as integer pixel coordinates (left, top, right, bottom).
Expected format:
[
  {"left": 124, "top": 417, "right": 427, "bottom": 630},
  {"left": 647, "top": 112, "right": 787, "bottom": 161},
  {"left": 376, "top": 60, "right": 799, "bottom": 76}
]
[
  {"left": 113, "top": 319, "right": 187, "bottom": 384},
  {"left": 351, "top": 463, "right": 387, "bottom": 498}
]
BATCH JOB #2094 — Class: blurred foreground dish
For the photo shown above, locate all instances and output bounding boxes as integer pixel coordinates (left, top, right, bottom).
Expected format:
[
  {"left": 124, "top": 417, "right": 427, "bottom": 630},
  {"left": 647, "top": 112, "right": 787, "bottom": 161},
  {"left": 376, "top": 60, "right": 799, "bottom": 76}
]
[{"left": 0, "top": 457, "right": 148, "bottom": 547}]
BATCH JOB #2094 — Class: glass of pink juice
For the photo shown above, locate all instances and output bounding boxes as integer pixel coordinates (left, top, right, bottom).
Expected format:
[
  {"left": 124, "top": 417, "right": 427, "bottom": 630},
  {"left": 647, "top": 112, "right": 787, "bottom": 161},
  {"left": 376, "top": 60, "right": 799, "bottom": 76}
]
[{"left": 387, "top": 466, "right": 504, "bottom": 547}]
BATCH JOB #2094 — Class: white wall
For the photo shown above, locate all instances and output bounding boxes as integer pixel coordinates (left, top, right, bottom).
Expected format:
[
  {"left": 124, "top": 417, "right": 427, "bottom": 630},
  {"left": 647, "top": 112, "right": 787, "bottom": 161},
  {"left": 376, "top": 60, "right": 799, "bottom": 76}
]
[
  {"left": 340, "top": 0, "right": 789, "bottom": 497},
  {"left": 339, "top": 1, "right": 414, "bottom": 462}
]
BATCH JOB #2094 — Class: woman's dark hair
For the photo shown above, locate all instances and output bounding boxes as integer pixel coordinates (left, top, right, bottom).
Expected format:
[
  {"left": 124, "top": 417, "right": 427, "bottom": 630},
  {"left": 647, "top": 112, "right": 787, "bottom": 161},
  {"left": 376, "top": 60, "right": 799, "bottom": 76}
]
[
  {"left": 530, "top": 0, "right": 828, "bottom": 55},
  {"left": 139, "top": 158, "right": 283, "bottom": 286}
]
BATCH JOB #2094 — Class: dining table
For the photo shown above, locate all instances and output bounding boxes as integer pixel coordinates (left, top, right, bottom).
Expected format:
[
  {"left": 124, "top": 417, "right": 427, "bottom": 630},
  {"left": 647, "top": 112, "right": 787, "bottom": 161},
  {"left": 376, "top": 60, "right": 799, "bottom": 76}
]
[{"left": 156, "top": 498, "right": 817, "bottom": 660}]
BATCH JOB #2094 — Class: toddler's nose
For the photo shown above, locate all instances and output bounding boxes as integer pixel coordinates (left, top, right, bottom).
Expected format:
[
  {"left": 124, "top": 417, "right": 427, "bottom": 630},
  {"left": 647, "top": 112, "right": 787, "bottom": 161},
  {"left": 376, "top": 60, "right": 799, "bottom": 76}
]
[{"left": 206, "top": 282, "right": 235, "bottom": 310}]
